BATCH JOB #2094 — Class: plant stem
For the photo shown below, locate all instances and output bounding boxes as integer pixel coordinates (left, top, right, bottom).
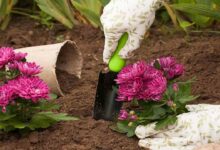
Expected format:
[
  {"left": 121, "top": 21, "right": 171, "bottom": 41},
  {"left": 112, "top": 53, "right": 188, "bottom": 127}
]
[
  {"left": 11, "top": 10, "right": 40, "bottom": 20},
  {"left": 190, "top": 30, "right": 220, "bottom": 34}
]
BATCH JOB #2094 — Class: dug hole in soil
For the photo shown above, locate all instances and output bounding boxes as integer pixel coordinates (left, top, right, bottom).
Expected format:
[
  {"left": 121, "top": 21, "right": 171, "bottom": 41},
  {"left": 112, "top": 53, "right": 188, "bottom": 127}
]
[{"left": 0, "top": 17, "right": 220, "bottom": 150}]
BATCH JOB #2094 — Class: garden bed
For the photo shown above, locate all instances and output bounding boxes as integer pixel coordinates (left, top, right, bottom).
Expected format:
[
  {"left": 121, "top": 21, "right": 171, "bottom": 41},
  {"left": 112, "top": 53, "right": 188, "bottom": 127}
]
[{"left": 0, "top": 16, "right": 220, "bottom": 150}]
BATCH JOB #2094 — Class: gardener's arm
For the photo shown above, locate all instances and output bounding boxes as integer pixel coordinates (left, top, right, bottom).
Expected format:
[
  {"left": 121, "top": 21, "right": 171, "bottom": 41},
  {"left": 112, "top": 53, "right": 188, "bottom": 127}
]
[{"left": 101, "top": 0, "right": 163, "bottom": 64}]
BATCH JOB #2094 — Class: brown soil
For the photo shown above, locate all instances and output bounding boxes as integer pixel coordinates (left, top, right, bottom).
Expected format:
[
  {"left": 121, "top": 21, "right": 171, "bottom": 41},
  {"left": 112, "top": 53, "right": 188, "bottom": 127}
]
[{"left": 0, "top": 16, "right": 220, "bottom": 150}]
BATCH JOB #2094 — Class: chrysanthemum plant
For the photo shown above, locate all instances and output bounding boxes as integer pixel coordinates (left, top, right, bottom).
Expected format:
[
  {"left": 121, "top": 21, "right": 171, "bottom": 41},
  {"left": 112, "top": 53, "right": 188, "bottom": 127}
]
[
  {"left": 112, "top": 57, "right": 198, "bottom": 137},
  {"left": 0, "top": 47, "right": 77, "bottom": 133}
]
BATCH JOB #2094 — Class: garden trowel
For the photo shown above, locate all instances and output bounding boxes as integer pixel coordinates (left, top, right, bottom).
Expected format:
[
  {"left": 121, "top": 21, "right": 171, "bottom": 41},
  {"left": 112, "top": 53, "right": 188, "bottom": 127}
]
[{"left": 93, "top": 33, "right": 128, "bottom": 121}]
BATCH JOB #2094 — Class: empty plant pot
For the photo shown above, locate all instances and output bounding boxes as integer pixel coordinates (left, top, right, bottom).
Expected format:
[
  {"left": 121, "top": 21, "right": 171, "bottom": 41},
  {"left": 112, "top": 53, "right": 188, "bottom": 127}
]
[{"left": 16, "top": 40, "right": 83, "bottom": 96}]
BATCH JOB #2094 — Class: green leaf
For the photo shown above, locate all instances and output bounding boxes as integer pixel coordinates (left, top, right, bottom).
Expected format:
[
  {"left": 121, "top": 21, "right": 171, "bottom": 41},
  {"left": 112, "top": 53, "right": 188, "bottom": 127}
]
[
  {"left": 38, "top": 112, "right": 78, "bottom": 121},
  {"left": 174, "top": 80, "right": 198, "bottom": 104},
  {"left": 139, "top": 101, "right": 166, "bottom": 110},
  {"left": 116, "top": 122, "right": 129, "bottom": 133},
  {"left": 160, "top": 11, "right": 171, "bottom": 23},
  {"left": 28, "top": 111, "right": 77, "bottom": 130},
  {"left": 170, "top": 0, "right": 216, "bottom": 27},
  {"left": 28, "top": 113, "right": 56, "bottom": 129},
  {"left": 109, "top": 124, "right": 127, "bottom": 134},
  {"left": 112, "top": 121, "right": 128, "bottom": 133},
  {"left": 32, "top": 100, "right": 60, "bottom": 111},
  {"left": 177, "top": 0, "right": 194, "bottom": 3},
  {"left": 131, "top": 99, "right": 139, "bottom": 107},
  {"left": 213, "top": 0, "right": 220, "bottom": 5},
  {"left": 35, "top": 0, "right": 75, "bottom": 29},
  {"left": 0, "top": 0, "right": 17, "bottom": 30},
  {"left": 7, "top": 119, "right": 26, "bottom": 129},
  {"left": 187, "top": 13, "right": 212, "bottom": 28},
  {"left": 5, "top": 126, "right": 17, "bottom": 132},
  {"left": 0, "top": 102, "right": 77, "bottom": 131},
  {"left": 71, "top": 0, "right": 102, "bottom": 28},
  {"left": 126, "top": 127, "right": 135, "bottom": 137},
  {"left": 99, "top": 0, "right": 110, "bottom": 6},
  {"left": 49, "top": 93, "right": 58, "bottom": 100},
  {"left": 0, "top": 113, "right": 16, "bottom": 121},
  {"left": 0, "top": 122, "right": 7, "bottom": 129},
  {"left": 163, "top": 1, "right": 179, "bottom": 28},
  {"left": 177, "top": 81, "right": 191, "bottom": 97},
  {"left": 178, "top": 95, "right": 199, "bottom": 104},
  {"left": 178, "top": 20, "right": 194, "bottom": 30},
  {"left": 153, "top": 60, "right": 161, "bottom": 70},
  {"left": 143, "top": 107, "right": 166, "bottom": 120},
  {"left": 37, "top": 11, "right": 54, "bottom": 28},
  {"left": 0, "top": 15, "right": 10, "bottom": 30},
  {"left": 0, "top": 71, "right": 6, "bottom": 78},
  {"left": 171, "top": 4, "right": 220, "bottom": 20},
  {"left": 112, "top": 122, "right": 136, "bottom": 137},
  {"left": 165, "top": 83, "right": 175, "bottom": 97},
  {"left": 155, "top": 115, "right": 177, "bottom": 130}
]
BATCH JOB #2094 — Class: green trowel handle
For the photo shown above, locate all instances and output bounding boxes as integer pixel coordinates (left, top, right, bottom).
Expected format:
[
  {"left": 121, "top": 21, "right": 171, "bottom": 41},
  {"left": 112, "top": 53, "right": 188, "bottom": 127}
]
[{"left": 108, "top": 33, "right": 128, "bottom": 72}]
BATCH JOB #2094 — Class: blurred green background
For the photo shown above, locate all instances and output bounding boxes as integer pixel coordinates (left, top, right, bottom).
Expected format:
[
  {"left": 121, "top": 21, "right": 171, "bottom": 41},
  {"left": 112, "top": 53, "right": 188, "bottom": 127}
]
[{"left": 0, "top": 0, "right": 219, "bottom": 31}]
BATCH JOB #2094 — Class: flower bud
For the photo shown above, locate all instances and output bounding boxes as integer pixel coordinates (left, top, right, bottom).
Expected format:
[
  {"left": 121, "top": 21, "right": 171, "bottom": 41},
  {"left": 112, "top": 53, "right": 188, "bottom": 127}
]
[
  {"left": 130, "top": 115, "right": 138, "bottom": 121},
  {"left": 172, "top": 83, "right": 179, "bottom": 92},
  {"left": 167, "top": 100, "right": 177, "bottom": 109},
  {"left": 10, "top": 101, "right": 16, "bottom": 105},
  {"left": 129, "top": 110, "right": 135, "bottom": 115},
  {"left": 118, "top": 109, "right": 129, "bottom": 120},
  {"left": 2, "top": 106, "right": 6, "bottom": 113},
  {"left": 167, "top": 100, "right": 174, "bottom": 107},
  {"left": 128, "top": 122, "right": 133, "bottom": 127}
]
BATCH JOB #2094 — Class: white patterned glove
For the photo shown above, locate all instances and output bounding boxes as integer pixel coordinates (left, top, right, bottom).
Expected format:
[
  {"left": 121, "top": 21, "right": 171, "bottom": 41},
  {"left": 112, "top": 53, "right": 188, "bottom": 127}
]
[
  {"left": 101, "top": 0, "right": 163, "bottom": 63},
  {"left": 135, "top": 104, "right": 220, "bottom": 150}
]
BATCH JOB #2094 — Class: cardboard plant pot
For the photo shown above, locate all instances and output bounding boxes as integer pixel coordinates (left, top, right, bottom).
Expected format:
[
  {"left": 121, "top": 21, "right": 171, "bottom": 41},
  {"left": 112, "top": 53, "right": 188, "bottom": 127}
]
[{"left": 16, "top": 41, "right": 83, "bottom": 96}]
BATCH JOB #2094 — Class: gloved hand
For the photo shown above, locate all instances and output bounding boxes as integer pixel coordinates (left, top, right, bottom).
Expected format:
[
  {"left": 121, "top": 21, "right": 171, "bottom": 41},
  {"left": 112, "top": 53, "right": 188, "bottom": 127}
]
[
  {"left": 101, "top": 0, "right": 163, "bottom": 64},
  {"left": 135, "top": 104, "right": 220, "bottom": 150}
]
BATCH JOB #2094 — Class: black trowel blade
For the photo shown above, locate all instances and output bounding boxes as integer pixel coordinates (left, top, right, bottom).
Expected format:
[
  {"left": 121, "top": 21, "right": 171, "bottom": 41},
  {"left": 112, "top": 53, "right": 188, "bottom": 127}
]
[{"left": 93, "top": 71, "right": 122, "bottom": 121}]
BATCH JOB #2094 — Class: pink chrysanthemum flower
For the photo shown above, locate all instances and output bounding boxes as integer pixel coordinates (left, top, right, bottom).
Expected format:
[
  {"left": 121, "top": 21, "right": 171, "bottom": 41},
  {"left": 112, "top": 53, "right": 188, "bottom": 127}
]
[
  {"left": 0, "top": 85, "right": 15, "bottom": 112},
  {"left": 116, "top": 61, "right": 167, "bottom": 102},
  {"left": 14, "top": 52, "right": 27, "bottom": 61},
  {"left": 8, "top": 76, "right": 49, "bottom": 102},
  {"left": 153, "top": 56, "right": 184, "bottom": 79},
  {"left": 0, "top": 47, "right": 15, "bottom": 69},
  {"left": 17, "top": 62, "right": 42, "bottom": 76}
]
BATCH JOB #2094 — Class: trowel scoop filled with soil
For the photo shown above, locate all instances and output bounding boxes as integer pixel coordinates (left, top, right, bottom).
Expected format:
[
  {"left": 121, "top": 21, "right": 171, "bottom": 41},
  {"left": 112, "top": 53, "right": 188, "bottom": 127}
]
[{"left": 93, "top": 33, "right": 128, "bottom": 121}]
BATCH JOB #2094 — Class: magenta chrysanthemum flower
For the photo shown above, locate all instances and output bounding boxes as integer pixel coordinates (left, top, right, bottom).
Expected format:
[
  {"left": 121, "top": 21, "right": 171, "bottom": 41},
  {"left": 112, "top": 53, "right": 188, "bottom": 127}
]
[
  {"left": 0, "top": 85, "right": 15, "bottom": 110},
  {"left": 14, "top": 52, "right": 27, "bottom": 61},
  {"left": 153, "top": 57, "right": 184, "bottom": 79},
  {"left": 8, "top": 76, "right": 49, "bottom": 102},
  {"left": 118, "top": 109, "right": 129, "bottom": 120},
  {"left": 17, "top": 62, "right": 42, "bottom": 76},
  {"left": 116, "top": 61, "right": 167, "bottom": 101},
  {"left": 0, "top": 47, "right": 15, "bottom": 69}
]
